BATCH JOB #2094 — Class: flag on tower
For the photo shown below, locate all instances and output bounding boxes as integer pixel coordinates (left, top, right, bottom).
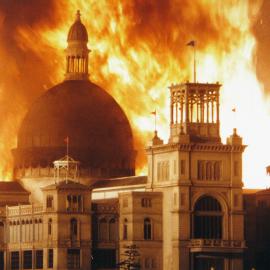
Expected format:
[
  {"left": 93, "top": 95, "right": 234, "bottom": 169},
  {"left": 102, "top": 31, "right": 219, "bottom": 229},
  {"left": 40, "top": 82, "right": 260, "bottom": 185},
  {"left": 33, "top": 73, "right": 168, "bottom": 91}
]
[{"left": 186, "top": 40, "right": 196, "bottom": 47}]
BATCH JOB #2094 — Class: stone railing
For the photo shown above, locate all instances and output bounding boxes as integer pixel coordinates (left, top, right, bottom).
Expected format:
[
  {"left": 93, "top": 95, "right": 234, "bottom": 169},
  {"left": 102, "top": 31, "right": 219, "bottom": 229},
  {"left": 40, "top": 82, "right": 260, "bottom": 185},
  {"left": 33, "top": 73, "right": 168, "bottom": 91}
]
[
  {"left": 189, "top": 239, "right": 246, "bottom": 249},
  {"left": 7, "top": 204, "right": 43, "bottom": 217}
]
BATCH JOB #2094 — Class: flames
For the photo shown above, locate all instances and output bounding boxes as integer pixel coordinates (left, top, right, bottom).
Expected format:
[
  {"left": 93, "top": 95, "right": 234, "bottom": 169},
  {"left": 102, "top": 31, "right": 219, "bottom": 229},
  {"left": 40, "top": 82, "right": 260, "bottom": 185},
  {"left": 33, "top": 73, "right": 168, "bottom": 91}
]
[{"left": 0, "top": 0, "right": 269, "bottom": 187}]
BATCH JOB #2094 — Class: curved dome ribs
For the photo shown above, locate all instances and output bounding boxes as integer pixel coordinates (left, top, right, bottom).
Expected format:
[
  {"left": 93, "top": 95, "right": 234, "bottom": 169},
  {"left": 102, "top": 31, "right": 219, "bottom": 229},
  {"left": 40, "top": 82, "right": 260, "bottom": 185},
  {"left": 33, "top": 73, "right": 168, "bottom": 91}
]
[{"left": 13, "top": 12, "right": 136, "bottom": 179}]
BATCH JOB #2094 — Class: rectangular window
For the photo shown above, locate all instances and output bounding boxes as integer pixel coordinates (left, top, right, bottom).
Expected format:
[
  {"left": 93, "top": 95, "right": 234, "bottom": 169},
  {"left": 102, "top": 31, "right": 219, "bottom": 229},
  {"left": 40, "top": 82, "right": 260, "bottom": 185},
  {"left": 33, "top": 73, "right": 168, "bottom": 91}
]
[
  {"left": 67, "top": 249, "right": 80, "bottom": 269},
  {"left": 258, "top": 200, "right": 267, "bottom": 208},
  {"left": 48, "top": 249, "right": 53, "bottom": 268},
  {"left": 36, "top": 250, "right": 43, "bottom": 269},
  {"left": 157, "top": 162, "right": 161, "bottom": 182},
  {"left": 123, "top": 198, "right": 128, "bottom": 208},
  {"left": 141, "top": 198, "right": 152, "bottom": 208},
  {"left": 66, "top": 195, "right": 71, "bottom": 211},
  {"left": 180, "top": 193, "right": 185, "bottom": 206},
  {"left": 23, "top": 250, "right": 32, "bottom": 269},
  {"left": 234, "top": 161, "right": 239, "bottom": 176},
  {"left": 180, "top": 160, "right": 185, "bottom": 175},
  {"left": 165, "top": 161, "right": 170, "bottom": 180},
  {"left": 11, "top": 251, "right": 19, "bottom": 270},
  {"left": 173, "top": 160, "right": 176, "bottom": 174},
  {"left": 46, "top": 195, "right": 53, "bottom": 208}
]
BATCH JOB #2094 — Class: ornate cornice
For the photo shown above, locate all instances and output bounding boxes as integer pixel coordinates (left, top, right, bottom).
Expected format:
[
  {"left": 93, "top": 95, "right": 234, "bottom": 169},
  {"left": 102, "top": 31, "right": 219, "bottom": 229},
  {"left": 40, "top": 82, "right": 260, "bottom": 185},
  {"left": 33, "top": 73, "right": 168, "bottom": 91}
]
[{"left": 146, "top": 142, "right": 246, "bottom": 154}]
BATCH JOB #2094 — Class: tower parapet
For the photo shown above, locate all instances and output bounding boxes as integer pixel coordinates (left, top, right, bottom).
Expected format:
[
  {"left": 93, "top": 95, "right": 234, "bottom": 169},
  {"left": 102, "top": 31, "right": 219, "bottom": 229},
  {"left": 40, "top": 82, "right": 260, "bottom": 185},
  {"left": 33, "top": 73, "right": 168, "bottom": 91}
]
[{"left": 169, "top": 82, "right": 221, "bottom": 143}]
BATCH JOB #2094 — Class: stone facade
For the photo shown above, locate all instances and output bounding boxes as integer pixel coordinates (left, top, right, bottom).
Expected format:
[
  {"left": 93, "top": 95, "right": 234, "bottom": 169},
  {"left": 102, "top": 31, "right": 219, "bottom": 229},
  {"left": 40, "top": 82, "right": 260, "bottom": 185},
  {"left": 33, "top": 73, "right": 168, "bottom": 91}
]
[{"left": 145, "top": 82, "right": 246, "bottom": 270}]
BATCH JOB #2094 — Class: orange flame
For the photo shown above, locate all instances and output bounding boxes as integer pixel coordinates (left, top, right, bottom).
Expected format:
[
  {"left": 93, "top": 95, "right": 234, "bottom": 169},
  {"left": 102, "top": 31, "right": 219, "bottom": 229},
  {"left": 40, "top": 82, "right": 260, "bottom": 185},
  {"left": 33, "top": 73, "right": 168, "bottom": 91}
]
[{"left": 0, "top": 1, "right": 269, "bottom": 188}]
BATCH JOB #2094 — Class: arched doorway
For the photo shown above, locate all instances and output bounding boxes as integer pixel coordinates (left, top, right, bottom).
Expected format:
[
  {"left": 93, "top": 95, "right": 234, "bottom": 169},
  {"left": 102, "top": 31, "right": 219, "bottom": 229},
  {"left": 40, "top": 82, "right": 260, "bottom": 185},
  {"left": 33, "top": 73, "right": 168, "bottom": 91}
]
[
  {"left": 193, "top": 195, "right": 223, "bottom": 239},
  {"left": 193, "top": 195, "right": 224, "bottom": 270}
]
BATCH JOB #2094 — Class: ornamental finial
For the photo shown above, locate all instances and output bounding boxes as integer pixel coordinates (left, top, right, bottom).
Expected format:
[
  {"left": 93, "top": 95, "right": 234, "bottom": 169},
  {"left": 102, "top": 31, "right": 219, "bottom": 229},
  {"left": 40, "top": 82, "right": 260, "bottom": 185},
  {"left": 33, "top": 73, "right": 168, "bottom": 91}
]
[{"left": 76, "top": 10, "right": 81, "bottom": 21}]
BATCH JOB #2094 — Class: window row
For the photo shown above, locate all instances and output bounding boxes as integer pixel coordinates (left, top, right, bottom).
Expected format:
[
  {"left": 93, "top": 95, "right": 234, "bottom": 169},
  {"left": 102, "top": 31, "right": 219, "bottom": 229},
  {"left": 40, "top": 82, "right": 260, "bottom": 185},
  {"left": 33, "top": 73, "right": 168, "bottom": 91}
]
[
  {"left": 10, "top": 249, "right": 53, "bottom": 270},
  {"left": 9, "top": 222, "right": 43, "bottom": 243},
  {"left": 123, "top": 218, "right": 152, "bottom": 240},
  {"left": 122, "top": 198, "right": 152, "bottom": 208},
  {"left": 9, "top": 219, "right": 42, "bottom": 226},
  {"left": 157, "top": 161, "right": 169, "bottom": 182},
  {"left": 98, "top": 218, "right": 117, "bottom": 242},
  {"left": 141, "top": 198, "right": 152, "bottom": 208},
  {"left": 197, "top": 160, "right": 221, "bottom": 181},
  {"left": 48, "top": 218, "right": 79, "bottom": 240},
  {"left": 66, "top": 195, "right": 83, "bottom": 212}
]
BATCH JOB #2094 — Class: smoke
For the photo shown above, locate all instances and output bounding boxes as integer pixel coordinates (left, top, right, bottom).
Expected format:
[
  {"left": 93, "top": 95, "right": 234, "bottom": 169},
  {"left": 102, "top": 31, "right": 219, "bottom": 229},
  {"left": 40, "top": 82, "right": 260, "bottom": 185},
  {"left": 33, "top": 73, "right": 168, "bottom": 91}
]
[
  {"left": 0, "top": 0, "right": 264, "bottom": 178},
  {"left": 253, "top": 0, "right": 270, "bottom": 93},
  {"left": 0, "top": 0, "right": 65, "bottom": 178}
]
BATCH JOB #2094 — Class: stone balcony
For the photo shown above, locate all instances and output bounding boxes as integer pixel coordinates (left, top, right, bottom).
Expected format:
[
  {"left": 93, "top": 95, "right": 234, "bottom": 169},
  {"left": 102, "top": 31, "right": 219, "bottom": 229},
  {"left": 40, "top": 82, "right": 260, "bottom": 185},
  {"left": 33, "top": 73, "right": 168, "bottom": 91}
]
[{"left": 189, "top": 239, "right": 246, "bottom": 253}]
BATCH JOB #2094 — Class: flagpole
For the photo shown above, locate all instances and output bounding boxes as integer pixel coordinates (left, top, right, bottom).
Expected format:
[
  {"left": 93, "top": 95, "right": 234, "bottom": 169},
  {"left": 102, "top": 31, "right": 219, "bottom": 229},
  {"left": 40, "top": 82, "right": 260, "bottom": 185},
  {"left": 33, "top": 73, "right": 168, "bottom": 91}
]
[
  {"left": 66, "top": 137, "right": 69, "bottom": 157},
  {"left": 151, "top": 110, "right": 157, "bottom": 133},
  {"left": 193, "top": 44, "right": 196, "bottom": 83},
  {"left": 187, "top": 40, "right": 197, "bottom": 83},
  {"left": 154, "top": 111, "right": 157, "bottom": 132},
  {"left": 65, "top": 136, "right": 69, "bottom": 183}
]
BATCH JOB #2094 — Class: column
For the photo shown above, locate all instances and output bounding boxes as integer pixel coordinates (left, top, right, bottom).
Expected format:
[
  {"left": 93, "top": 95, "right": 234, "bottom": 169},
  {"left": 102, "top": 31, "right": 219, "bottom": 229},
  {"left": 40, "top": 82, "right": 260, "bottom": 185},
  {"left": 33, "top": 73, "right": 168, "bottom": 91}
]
[
  {"left": 185, "top": 92, "right": 189, "bottom": 123},
  {"left": 170, "top": 92, "right": 174, "bottom": 124},
  {"left": 211, "top": 99, "right": 214, "bottom": 123},
  {"left": 206, "top": 92, "right": 209, "bottom": 123}
]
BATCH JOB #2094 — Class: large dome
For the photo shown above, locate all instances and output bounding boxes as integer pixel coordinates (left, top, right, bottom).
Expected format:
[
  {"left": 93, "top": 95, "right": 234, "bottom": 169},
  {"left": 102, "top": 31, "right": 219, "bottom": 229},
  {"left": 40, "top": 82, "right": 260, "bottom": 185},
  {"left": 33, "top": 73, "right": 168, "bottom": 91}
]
[{"left": 13, "top": 80, "right": 135, "bottom": 178}]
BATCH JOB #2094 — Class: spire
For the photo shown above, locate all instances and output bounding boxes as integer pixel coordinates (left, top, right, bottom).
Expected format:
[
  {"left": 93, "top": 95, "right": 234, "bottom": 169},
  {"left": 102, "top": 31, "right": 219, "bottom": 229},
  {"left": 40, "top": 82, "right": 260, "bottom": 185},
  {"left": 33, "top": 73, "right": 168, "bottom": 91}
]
[
  {"left": 65, "top": 10, "right": 90, "bottom": 81},
  {"left": 76, "top": 10, "right": 81, "bottom": 21}
]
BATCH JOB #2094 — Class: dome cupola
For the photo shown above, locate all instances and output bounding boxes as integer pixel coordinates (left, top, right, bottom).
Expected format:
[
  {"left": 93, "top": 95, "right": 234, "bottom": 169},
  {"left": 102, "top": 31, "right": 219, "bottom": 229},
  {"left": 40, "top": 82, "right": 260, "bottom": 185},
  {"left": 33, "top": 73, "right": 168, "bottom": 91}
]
[{"left": 65, "top": 10, "right": 90, "bottom": 81}]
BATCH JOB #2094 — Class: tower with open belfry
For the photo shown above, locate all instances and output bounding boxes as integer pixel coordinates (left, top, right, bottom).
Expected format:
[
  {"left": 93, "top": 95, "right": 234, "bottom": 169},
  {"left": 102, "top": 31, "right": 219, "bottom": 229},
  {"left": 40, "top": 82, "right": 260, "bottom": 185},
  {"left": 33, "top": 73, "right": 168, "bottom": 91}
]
[{"left": 146, "top": 82, "right": 246, "bottom": 269}]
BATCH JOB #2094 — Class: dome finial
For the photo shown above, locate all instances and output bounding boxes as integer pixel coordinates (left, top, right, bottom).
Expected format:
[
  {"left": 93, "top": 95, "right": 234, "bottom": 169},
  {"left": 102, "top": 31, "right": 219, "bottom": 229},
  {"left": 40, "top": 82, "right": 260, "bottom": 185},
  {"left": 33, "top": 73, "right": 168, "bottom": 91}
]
[{"left": 76, "top": 10, "right": 81, "bottom": 21}]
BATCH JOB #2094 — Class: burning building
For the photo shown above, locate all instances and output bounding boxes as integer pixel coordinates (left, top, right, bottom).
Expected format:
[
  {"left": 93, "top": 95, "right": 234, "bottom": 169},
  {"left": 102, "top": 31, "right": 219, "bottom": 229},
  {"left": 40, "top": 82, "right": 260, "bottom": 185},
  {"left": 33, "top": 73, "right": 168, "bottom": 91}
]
[{"left": 0, "top": 10, "right": 251, "bottom": 270}]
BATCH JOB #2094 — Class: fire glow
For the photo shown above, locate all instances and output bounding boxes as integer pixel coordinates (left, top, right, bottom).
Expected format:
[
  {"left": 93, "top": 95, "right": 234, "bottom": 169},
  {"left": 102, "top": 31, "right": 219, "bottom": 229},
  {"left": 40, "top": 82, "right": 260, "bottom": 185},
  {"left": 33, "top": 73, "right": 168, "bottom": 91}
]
[{"left": 0, "top": 0, "right": 269, "bottom": 188}]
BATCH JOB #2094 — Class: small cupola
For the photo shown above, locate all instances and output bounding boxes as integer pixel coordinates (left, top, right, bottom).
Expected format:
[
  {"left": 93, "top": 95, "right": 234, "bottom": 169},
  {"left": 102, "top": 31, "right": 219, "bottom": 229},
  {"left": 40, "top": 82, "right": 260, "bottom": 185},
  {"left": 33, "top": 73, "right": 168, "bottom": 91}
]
[{"left": 65, "top": 10, "right": 90, "bottom": 81}]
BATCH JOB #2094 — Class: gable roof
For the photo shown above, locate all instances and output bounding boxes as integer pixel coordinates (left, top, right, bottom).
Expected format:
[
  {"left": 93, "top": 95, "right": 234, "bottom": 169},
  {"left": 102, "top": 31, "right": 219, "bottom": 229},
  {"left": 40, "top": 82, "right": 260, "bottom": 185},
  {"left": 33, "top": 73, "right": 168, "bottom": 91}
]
[
  {"left": 0, "top": 181, "right": 29, "bottom": 193},
  {"left": 92, "top": 175, "right": 147, "bottom": 189}
]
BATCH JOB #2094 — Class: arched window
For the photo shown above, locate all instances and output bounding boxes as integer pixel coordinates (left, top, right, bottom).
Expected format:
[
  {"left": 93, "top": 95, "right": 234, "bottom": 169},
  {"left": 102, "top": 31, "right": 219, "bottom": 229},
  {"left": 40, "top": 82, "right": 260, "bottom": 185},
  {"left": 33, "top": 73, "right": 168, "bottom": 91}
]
[
  {"left": 194, "top": 196, "right": 222, "bottom": 239},
  {"left": 48, "top": 218, "right": 52, "bottom": 236},
  {"left": 214, "top": 162, "right": 221, "bottom": 180},
  {"left": 99, "top": 218, "right": 107, "bottom": 241},
  {"left": 47, "top": 195, "right": 54, "bottom": 208},
  {"left": 197, "top": 161, "right": 205, "bottom": 180},
  {"left": 109, "top": 218, "right": 116, "bottom": 241},
  {"left": 206, "top": 162, "right": 212, "bottom": 180},
  {"left": 144, "top": 218, "right": 152, "bottom": 240},
  {"left": 123, "top": 219, "right": 128, "bottom": 240},
  {"left": 0, "top": 222, "right": 4, "bottom": 242},
  {"left": 66, "top": 195, "right": 72, "bottom": 211},
  {"left": 70, "top": 218, "right": 78, "bottom": 239}
]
